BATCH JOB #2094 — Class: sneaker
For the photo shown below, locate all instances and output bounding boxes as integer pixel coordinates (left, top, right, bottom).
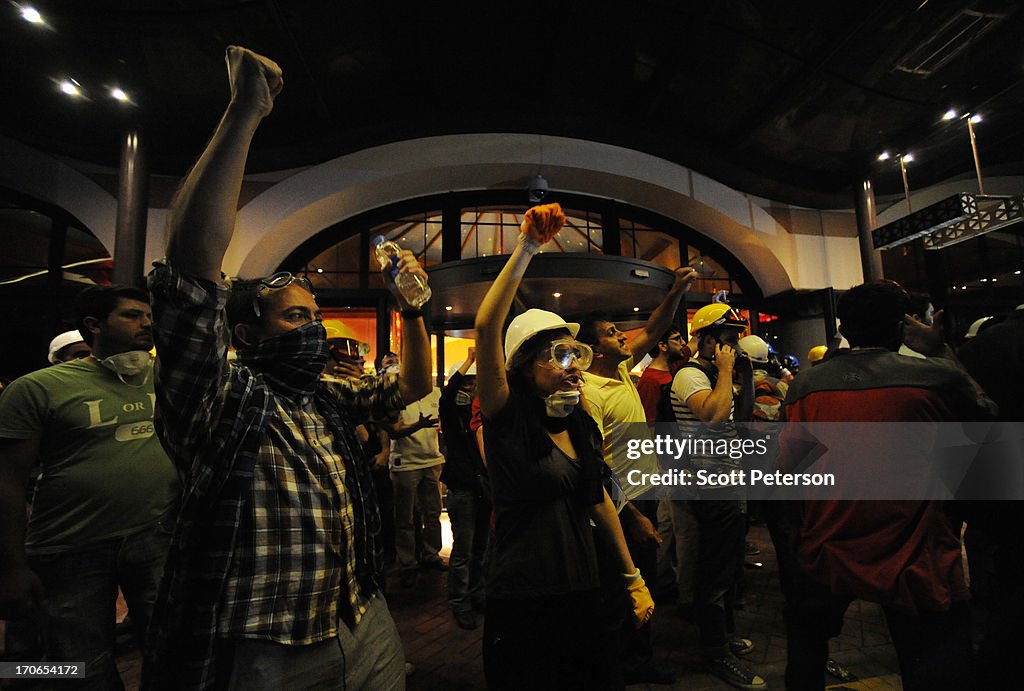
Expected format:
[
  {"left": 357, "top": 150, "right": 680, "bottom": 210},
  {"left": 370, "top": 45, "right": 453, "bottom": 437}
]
[
  {"left": 422, "top": 558, "right": 449, "bottom": 572},
  {"left": 729, "top": 638, "right": 755, "bottom": 656},
  {"left": 399, "top": 569, "right": 418, "bottom": 588},
  {"left": 622, "top": 660, "right": 675, "bottom": 685},
  {"left": 706, "top": 654, "right": 766, "bottom": 690},
  {"left": 826, "top": 657, "right": 856, "bottom": 682},
  {"left": 454, "top": 610, "right": 477, "bottom": 630},
  {"left": 744, "top": 541, "right": 761, "bottom": 556}
]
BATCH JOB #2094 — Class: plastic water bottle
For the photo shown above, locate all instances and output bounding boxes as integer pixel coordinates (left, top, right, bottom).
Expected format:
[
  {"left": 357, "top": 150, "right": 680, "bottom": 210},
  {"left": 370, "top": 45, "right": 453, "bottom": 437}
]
[{"left": 373, "top": 236, "right": 431, "bottom": 308}]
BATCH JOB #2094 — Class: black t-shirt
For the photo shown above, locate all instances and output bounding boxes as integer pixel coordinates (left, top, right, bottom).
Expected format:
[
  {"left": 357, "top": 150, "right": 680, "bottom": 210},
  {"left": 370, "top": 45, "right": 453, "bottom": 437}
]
[{"left": 483, "top": 394, "right": 604, "bottom": 599}]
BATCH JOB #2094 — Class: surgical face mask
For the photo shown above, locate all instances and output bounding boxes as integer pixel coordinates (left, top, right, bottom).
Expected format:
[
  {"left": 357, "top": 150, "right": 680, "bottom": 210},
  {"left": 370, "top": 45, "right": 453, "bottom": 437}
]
[
  {"left": 97, "top": 350, "right": 151, "bottom": 386},
  {"left": 455, "top": 390, "right": 473, "bottom": 406},
  {"left": 544, "top": 389, "right": 580, "bottom": 418}
]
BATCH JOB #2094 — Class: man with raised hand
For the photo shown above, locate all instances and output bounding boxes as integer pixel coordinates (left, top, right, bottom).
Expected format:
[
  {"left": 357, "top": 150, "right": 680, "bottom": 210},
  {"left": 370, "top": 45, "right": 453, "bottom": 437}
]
[
  {"left": 576, "top": 268, "right": 695, "bottom": 686},
  {"left": 144, "top": 46, "right": 431, "bottom": 690}
]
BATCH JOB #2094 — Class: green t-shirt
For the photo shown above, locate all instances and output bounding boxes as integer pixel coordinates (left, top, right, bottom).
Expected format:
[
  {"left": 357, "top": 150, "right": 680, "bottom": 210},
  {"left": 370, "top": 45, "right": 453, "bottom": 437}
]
[{"left": 0, "top": 359, "right": 180, "bottom": 555}]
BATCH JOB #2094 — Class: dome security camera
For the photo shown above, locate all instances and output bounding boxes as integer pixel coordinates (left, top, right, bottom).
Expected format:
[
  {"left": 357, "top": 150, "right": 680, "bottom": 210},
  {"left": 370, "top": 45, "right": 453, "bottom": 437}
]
[{"left": 528, "top": 175, "right": 549, "bottom": 203}]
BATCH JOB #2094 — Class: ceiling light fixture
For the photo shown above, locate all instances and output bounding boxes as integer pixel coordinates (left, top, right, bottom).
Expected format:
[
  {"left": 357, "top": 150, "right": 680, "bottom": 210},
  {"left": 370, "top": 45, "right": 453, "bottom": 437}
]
[
  {"left": 632, "top": 306, "right": 640, "bottom": 312},
  {"left": 110, "top": 87, "right": 129, "bottom": 102},
  {"left": 315, "top": 268, "right": 323, "bottom": 273},
  {"left": 18, "top": 4, "right": 43, "bottom": 24},
  {"left": 877, "top": 151, "right": 891, "bottom": 161},
  {"left": 445, "top": 305, "right": 453, "bottom": 311},
  {"left": 552, "top": 292, "right": 561, "bottom": 298},
  {"left": 942, "top": 109, "right": 957, "bottom": 121},
  {"left": 874, "top": 111, "right": 1024, "bottom": 251},
  {"left": 58, "top": 79, "right": 82, "bottom": 97}
]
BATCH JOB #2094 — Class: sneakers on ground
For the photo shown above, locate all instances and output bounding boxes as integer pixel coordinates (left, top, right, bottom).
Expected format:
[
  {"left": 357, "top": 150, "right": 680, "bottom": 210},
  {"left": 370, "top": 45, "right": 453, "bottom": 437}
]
[
  {"left": 421, "top": 558, "right": 448, "bottom": 572},
  {"left": 729, "top": 638, "right": 755, "bottom": 656},
  {"left": 706, "top": 654, "right": 767, "bottom": 690},
  {"left": 621, "top": 660, "right": 675, "bottom": 685},
  {"left": 399, "top": 568, "right": 418, "bottom": 588},
  {"left": 826, "top": 657, "right": 856, "bottom": 682},
  {"left": 744, "top": 541, "right": 761, "bottom": 556},
  {"left": 454, "top": 610, "right": 477, "bottom": 630}
]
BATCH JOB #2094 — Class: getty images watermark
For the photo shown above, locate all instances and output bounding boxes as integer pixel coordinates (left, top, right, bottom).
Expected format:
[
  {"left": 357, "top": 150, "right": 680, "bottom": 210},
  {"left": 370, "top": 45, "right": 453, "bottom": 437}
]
[{"left": 615, "top": 421, "right": 1024, "bottom": 501}]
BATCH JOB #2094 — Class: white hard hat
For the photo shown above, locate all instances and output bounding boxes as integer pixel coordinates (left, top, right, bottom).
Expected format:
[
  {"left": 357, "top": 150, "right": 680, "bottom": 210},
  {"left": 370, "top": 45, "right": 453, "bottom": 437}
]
[
  {"left": 48, "top": 330, "right": 85, "bottom": 364},
  {"left": 964, "top": 316, "right": 991, "bottom": 339},
  {"left": 504, "top": 308, "right": 579, "bottom": 371},
  {"left": 737, "top": 335, "right": 770, "bottom": 364},
  {"left": 447, "top": 362, "right": 477, "bottom": 378}
]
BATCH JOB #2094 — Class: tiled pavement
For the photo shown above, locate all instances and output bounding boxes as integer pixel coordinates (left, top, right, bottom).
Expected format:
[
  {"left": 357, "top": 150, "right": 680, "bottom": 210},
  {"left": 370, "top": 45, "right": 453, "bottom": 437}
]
[
  {"left": 3, "top": 521, "right": 905, "bottom": 690},
  {"left": 391, "top": 523, "right": 904, "bottom": 691}
]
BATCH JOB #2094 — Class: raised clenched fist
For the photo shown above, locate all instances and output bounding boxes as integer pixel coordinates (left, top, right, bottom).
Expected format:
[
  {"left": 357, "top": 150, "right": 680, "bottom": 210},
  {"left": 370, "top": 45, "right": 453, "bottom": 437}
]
[
  {"left": 225, "top": 46, "right": 283, "bottom": 118},
  {"left": 520, "top": 203, "right": 566, "bottom": 244}
]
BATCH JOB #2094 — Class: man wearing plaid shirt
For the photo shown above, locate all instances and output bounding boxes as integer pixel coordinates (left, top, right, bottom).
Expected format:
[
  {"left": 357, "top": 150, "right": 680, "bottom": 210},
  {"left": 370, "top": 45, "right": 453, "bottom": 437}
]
[{"left": 143, "top": 46, "right": 432, "bottom": 690}]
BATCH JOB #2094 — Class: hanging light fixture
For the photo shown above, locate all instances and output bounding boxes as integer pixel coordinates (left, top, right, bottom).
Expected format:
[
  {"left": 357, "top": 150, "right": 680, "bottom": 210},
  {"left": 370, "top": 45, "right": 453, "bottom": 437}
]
[{"left": 872, "top": 109, "right": 1024, "bottom": 251}]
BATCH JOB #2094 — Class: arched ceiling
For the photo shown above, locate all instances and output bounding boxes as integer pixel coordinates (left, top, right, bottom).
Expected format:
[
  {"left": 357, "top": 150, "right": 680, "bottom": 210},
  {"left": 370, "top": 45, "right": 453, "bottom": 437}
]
[{"left": 2, "top": 0, "right": 1023, "bottom": 209}]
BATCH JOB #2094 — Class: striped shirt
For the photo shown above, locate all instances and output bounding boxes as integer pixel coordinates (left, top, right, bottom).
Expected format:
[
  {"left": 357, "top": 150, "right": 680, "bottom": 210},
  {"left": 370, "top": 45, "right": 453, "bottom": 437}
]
[
  {"left": 145, "top": 263, "right": 404, "bottom": 689},
  {"left": 669, "top": 359, "right": 741, "bottom": 479}
]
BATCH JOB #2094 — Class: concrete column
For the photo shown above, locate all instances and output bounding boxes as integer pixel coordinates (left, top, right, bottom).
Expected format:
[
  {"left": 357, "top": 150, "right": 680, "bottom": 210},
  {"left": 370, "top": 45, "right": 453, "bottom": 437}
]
[
  {"left": 854, "top": 179, "right": 884, "bottom": 283},
  {"left": 112, "top": 129, "right": 149, "bottom": 288}
]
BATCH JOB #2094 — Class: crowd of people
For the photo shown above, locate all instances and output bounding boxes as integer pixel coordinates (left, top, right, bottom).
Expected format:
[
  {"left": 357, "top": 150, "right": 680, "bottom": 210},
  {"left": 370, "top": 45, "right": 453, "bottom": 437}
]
[{"left": 1, "top": 45, "right": 1022, "bottom": 691}]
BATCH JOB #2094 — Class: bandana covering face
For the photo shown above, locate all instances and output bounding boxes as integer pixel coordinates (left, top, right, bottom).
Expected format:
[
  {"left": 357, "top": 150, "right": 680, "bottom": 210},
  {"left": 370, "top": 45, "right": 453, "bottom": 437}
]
[
  {"left": 455, "top": 390, "right": 473, "bottom": 406},
  {"left": 236, "top": 320, "right": 329, "bottom": 398}
]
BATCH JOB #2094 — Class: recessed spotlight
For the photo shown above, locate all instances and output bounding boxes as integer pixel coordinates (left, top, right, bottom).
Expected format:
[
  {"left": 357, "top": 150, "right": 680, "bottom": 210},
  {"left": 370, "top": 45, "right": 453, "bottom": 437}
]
[
  {"left": 58, "top": 79, "right": 82, "bottom": 97},
  {"left": 633, "top": 306, "right": 640, "bottom": 312},
  {"left": 991, "top": 278, "right": 997, "bottom": 282},
  {"left": 961, "top": 286, "right": 967, "bottom": 289},
  {"left": 552, "top": 292, "right": 562, "bottom": 298},
  {"left": 110, "top": 87, "right": 129, "bottom": 102},
  {"left": 315, "top": 268, "right": 323, "bottom": 273},
  {"left": 980, "top": 278, "right": 988, "bottom": 282},
  {"left": 445, "top": 305, "right": 453, "bottom": 311},
  {"left": 1015, "top": 270, "right": 1021, "bottom": 275},
  {"left": 942, "top": 109, "right": 957, "bottom": 121},
  {"left": 19, "top": 5, "right": 43, "bottom": 24}
]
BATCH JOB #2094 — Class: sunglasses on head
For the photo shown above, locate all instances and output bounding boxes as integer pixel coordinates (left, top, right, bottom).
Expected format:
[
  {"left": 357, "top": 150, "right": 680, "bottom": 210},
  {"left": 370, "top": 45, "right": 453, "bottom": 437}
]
[{"left": 252, "top": 272, "right": 316, "bottom": 318}]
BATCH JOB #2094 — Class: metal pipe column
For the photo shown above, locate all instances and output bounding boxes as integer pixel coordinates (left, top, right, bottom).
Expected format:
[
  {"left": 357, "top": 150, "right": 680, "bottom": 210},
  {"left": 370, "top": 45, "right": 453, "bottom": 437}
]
[
  {"left": 112, "top": 129, "right": 149, "bottom": 288},
  {"left": 854, "top": 179, "right": 884, "bottom": 282}
]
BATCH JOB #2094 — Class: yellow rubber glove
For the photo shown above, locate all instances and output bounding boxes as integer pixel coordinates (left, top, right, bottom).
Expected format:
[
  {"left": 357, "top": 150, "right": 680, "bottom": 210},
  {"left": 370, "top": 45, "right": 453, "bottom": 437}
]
[{"left": 625, "top": 572, "right": 655, "bottom": 629}]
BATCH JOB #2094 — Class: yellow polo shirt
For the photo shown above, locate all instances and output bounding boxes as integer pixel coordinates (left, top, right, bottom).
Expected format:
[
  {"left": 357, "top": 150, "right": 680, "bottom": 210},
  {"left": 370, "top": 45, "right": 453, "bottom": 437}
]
[{"left": 582, "top": 358, "right": 661, "bottom": 500}]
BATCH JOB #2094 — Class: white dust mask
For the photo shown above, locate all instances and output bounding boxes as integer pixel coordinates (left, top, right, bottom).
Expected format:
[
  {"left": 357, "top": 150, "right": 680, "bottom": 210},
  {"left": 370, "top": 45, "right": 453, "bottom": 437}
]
[{"left": 544, "top": 390, "right": 580, "bottom": 418}]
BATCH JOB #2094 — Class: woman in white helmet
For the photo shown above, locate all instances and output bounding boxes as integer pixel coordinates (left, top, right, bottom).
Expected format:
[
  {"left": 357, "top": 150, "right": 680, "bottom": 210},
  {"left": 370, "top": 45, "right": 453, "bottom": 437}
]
[{"left": 474, "top": 203, "right": 653, "bottom": 690}]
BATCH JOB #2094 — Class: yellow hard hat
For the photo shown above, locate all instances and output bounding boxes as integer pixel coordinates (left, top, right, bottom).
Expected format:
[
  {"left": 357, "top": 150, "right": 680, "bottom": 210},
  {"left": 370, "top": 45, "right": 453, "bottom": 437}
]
[
  {"left": 807, "top": 345, "right": 828, "bottom": 363},
  {"left": 690, "top": 304, "right": 747, "bottom": 335}
]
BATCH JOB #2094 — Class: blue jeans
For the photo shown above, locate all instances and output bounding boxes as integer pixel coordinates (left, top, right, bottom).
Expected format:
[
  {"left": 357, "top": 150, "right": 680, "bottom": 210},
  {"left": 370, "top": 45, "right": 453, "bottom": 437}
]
[
  {"left": 28, "top": 520, "right": 173, "bottom": 690},
  {"left": 224, "top": 594, "right": 406, "bottom": 691},
  {"left": 445, "top": 487, "right": 490, "bottom": 613},
  {"left": 391, "top": 465, "right": 443, "bottom": 569}
]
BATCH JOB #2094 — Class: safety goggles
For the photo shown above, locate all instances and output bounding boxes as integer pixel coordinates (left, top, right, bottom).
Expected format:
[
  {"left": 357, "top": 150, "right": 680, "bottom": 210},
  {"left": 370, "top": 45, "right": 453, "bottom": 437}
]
[
  {"left": 541, "top": 338, "right": 593, "bottom": 371},
  {"left": 253, "top": 272, "right": 316, "bottom": 318}
]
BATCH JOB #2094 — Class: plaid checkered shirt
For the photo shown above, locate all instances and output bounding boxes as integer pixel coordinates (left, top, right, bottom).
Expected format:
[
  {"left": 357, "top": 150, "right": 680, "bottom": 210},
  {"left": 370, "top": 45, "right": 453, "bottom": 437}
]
[{"left": 143, "top": 263, "right": 404, "bottom": 690}]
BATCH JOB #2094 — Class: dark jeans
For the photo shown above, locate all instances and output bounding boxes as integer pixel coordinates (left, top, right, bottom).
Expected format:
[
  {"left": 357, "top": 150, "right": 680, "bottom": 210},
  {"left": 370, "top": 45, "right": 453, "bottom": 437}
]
[
  {"left": 786, "top": 586, "right": 973, "bottom": 691},
  {"left": 688, "top": 494, "right": 745, "bottom": 656},
  {"left": 27, "top": 520, "right": 172, "bottom": 690},
  {"left": 445, "top": 487, "right": 490, "bottom": 613},
  {"left": 483, "top": 590, "right": 622, "bottom": 691}
]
